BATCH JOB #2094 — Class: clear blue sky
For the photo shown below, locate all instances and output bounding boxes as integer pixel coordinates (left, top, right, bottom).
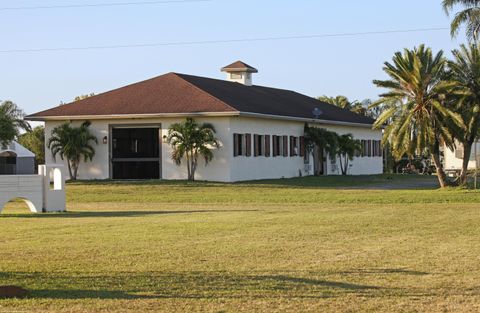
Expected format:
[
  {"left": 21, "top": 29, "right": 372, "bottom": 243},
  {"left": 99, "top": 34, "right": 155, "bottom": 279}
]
[{"left": 1, "top": 0, "right": 467, "bottom": 117}]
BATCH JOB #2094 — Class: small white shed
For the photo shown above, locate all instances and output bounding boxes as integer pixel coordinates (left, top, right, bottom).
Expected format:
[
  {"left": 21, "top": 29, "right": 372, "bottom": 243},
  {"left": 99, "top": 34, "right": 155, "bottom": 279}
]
[{"left": 0, "top": 142, "right": 36, "bottom": 175}]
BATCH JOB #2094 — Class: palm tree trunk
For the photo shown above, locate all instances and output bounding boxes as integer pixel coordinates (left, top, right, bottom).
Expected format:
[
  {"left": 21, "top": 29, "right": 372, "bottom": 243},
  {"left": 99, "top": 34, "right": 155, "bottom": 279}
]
[
  {"left": 186, "top": 151, "right": 191, "bottom": 180},
  {"left": 72, "top": 161, "right": 79, "bottom": 181},
  {"left": 191, "top": 151, "right": 198, "bottom": 181},
  {"left": 430, "top": 139, "right": 450, "bottom": 188},
  {"left": 338, "top": 155, "right": 345, "bottom": 175},
  {"left": 431, "top": 151, "right": 449, "bottom": 188},
  {"left": 191, "top": 159, "right": 196, "bottom": 181},
  {"left": 459, "top": 136, "right": 475, "bottom": 186},
  {"left": 343, "top": 157, "right": 349, "bottom": 175},
  {"left": 66, "top": 159, "right": 73, "bottom": 180}
]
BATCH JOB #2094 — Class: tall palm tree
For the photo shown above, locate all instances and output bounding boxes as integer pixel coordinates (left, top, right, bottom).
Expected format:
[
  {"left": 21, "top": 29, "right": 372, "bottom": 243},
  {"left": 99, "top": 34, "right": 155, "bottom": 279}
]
[
  {"left": 444, "top": 43, "right": 480, "bottom": 185},
  {"left": 167, "top": 117, "right": 219, "bottom": 181},
  {"left": 443, "top": 0, "right": 480, "bottom": 41},
  {"left": 0, "top": 101, "right": 31, "bottom": 147},
  {"left": 47, "top": 121, "right": 98, "bottom": 180},
  {"left": 373, "top": 45, "right": 462, "bottom": 188}
]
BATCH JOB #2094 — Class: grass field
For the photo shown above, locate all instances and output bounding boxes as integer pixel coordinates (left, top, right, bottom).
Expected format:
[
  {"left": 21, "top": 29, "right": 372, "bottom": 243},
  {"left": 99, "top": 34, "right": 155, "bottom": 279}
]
[{"left": 1, "top": 175, "right": 480, "bottom": 312}]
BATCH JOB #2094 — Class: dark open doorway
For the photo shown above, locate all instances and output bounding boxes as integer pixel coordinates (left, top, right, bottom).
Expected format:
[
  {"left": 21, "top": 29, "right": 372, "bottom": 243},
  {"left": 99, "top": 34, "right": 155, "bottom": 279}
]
[
  {"left": 111, "top": 127, "right": 161, "bottom": 179},
  {"left": 0, "top": 151, "right": 17, "bottom": 175}
]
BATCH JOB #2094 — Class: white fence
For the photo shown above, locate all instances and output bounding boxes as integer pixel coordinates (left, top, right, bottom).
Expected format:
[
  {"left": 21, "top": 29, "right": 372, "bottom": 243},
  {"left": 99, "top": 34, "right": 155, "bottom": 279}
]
[{"left": 0, "top": 164, "right": 66, "bottom": 213}]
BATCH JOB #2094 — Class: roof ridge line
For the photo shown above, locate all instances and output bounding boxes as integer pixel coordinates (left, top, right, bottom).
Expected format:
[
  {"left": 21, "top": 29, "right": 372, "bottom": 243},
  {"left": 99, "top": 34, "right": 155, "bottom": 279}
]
[{"left": 173, "top": 73, "right": 239, "bottom": 113}]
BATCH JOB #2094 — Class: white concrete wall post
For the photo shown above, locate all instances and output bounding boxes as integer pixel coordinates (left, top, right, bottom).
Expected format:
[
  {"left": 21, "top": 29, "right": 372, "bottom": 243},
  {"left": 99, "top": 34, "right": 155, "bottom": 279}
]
[{"left": 39, "top": 164, "right": 66, "bottom": 212}]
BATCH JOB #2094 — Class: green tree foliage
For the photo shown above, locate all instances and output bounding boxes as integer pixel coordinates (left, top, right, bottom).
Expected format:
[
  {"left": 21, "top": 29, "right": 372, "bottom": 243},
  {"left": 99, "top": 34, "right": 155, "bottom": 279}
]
[
  {"left": 47, "top": 121, "right": 98, "bottom": 180},
  {"left": 304, "top": 125, "right": 338, "bottom": 176},
  {"left": 444, "top": 43, "right": 480, "bottom": 185},
  {"left": 318, "top": 95, "right": 384, "bottom": 117},
  {"left": 318, "top": 95, "right": 353, "bottom": 109},
  {"left": 304, "top": 125, "right": 361, "bottom": 175},
  {"left": 74, "top": 93, "right": 95, "bottom": 101},
  {"left": 167, "top": 118, "right": 219, "bottom": 181},
  {"left": 335, "top": 134, "right": 362, "bottom": 175},
  {"left": 318, "top": 95, "right": 366, "bottom": 115},
  {"left": 372, "top": 45, "right": 463, "bottom": 187},
  {"left": 0, "top": 101, "right": 31, "bottom": 147},
  {"left": 18, "top": 126, "right": 45, "bottom": 165},
  {"left": 443, "top": 0, "right": 480, "bottom": 41}
]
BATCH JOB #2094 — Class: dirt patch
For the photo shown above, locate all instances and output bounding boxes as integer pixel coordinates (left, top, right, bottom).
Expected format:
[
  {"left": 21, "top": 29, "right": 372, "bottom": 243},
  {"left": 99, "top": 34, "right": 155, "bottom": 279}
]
[{"left": 0, "top": 285, "right": 28, "bottom": 298}]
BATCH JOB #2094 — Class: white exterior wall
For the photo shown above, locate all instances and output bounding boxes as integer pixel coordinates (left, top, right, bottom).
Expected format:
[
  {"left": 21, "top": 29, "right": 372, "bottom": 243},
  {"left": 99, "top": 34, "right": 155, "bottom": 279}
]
[
  {"left": 44, "top": 116, "right": 383, "bottom": 182},
  {"left": 44, "top": 117, "right": 232, "bottom": 182},
  {"left": 230, "top": 117, "right": 308, "bottom": 181},
  {"left": 444, "top": 141, "right": 480, "bottom": 171},
  {"left": 45, "top": 120, "right": 110, "bottom": 180},
  {"left": 229, "top": 117, "right": 383, "bottom": 181}
]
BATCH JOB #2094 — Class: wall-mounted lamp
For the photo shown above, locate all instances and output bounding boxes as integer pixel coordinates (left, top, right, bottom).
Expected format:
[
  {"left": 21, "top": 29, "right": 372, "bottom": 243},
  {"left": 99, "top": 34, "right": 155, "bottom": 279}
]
[
  {"left": 103, "top": 136, "right": 108, "bottom": 144},
  {"left": 162, "top": 135, "right": 168, "bottom": 143}
]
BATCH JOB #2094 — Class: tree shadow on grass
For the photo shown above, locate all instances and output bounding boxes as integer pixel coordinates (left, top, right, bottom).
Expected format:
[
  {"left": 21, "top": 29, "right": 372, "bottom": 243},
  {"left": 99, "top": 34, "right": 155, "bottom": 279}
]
[
  {"left": 1, "top": 271, "right": 382, "bottom": 300},
  {"left": 252, "top": 275, "right": 379, "bottom": 291},
  {"left": 31, "top": 289, "right": 157, "bottom": 300},
  {"left": 68, "top": 175, "right": 439, "bottom": 190},
  {"left": 338, "top": 268, "right": 430, "bottom": 276},
  {"left": 0, "top": 209, "right": 260, "bottom": 219}
]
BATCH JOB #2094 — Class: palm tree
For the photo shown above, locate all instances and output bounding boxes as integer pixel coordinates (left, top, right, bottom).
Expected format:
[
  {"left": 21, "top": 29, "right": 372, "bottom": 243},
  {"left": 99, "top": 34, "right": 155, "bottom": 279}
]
[
  {"left": 318, "top": 95, "right": 368, "bottom": 115},
  {"left": 0, "top": 101, "right": 31, "bottom": 147},
  {"left": 443, "top": 0, "right": 480, "bottom": 41},
  {"left": 444, "top": 43, "right": 480, "bottom": 185},
  {"left": 318, "top": 95, "right": 353, "bottom": 110},
  {"left": 372, "top": 45, "right": 462, "bottom": 188},
  {"left": 336, "top": 134, "right": 362, "bottom": 175},
  {"left": 47, "top": 121, "right": 98, "bottom": 180},
  {"left": 167, "top": 118, "right": 219, "bottom": 181}
]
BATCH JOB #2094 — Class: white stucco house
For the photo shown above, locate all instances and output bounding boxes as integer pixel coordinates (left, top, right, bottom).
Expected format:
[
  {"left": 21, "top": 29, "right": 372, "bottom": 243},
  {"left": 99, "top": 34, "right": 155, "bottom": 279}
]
[
  {"left": 26, "top": 61, "right": 383, "bottom": 182},
  {"left": 444, "top": 140, "right": 480, "bottom": 172}
]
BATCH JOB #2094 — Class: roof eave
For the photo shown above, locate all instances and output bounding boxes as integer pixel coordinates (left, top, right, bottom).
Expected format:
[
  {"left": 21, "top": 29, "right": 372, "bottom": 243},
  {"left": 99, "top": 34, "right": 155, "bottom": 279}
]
[
  {"left": 221, "top": 68, "right": 258, "bottom": 73},
  {"left": 25, "top": 111, "right": 241, "bottom": 121},
  {"left": 238, "top": 112, "right": 377, "bottom": 129},
  {"left": 26, "top": 110, "right": 379, "bottom": 129}
]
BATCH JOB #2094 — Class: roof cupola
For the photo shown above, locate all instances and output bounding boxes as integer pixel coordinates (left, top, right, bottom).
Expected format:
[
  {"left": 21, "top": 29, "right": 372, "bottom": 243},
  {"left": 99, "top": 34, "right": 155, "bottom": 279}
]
[{"left": 221, "top": 61, "right": 258, "bottom": 86}]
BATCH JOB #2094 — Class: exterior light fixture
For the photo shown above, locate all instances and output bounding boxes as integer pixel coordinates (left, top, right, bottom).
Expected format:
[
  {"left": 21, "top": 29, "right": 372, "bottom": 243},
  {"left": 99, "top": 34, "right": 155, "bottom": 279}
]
[
  {"left": 162, "top": 135, "right": 168, "bottom": 143},
  {"left": 103, "top": 136, "right": 108, "bottom": 144}
]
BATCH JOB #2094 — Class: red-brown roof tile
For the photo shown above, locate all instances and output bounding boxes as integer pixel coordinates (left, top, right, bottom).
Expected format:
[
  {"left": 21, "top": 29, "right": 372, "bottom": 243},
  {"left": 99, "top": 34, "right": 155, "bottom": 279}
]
[{"left": 28, "top": 73, "right": 236, "bottom": 118}]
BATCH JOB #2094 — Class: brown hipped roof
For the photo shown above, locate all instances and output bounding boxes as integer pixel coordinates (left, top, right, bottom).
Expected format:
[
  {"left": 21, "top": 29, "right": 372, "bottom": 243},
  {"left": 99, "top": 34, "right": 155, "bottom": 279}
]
[
  {"left": 27, "top": 72, "right": 375, "bottom": 125},
  {"left": 221, "top": 61, "right": 258, "bottom": 73},
  {"left": 28, "top": 73, "right": 236, "bottom": 117}
]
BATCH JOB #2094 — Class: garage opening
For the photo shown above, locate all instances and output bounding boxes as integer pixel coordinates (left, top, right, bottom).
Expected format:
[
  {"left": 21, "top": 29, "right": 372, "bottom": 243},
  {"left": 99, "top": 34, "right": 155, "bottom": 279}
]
[{"left": 111, "top": 127, "right": 161, "bottom": 179}]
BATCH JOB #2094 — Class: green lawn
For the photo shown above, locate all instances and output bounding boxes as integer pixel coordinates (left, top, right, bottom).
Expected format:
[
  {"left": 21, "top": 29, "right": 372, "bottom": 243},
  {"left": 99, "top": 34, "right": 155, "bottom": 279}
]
[{"left": 1, "top": 175, "right": 480, "bottom": 312}]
